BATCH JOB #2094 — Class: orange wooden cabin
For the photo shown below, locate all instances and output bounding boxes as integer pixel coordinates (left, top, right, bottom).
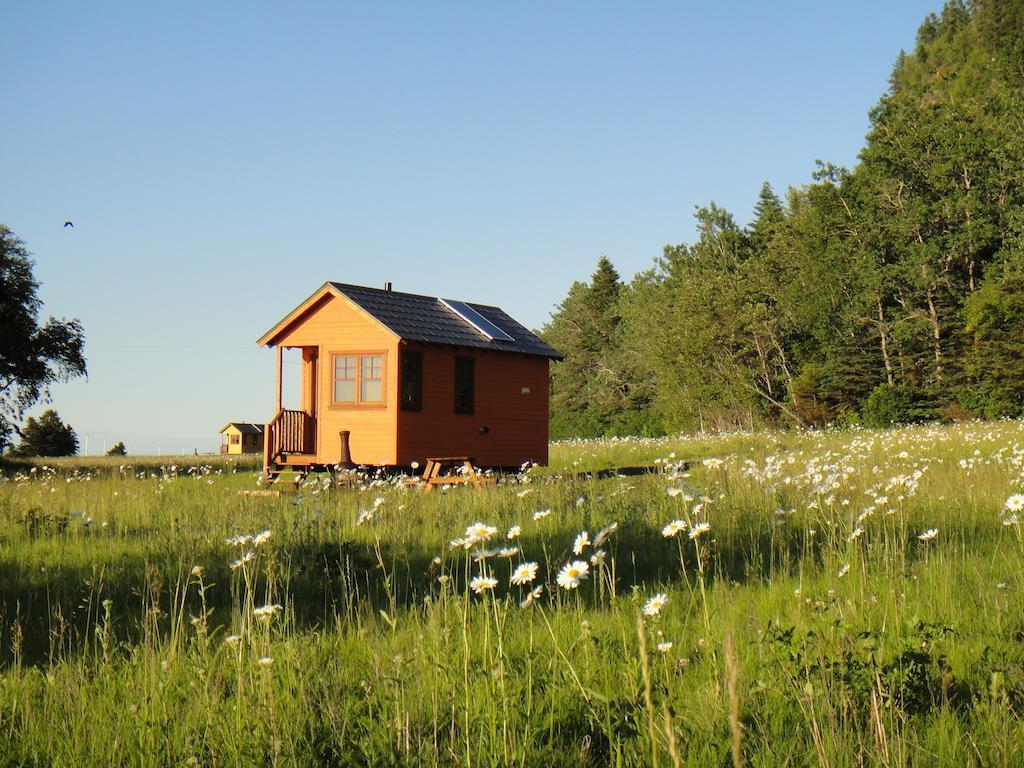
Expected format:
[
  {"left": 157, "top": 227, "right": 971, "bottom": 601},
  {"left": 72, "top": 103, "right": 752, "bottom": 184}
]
[{"left": 257, "top": 282, "right": 562, "bottom": 475}]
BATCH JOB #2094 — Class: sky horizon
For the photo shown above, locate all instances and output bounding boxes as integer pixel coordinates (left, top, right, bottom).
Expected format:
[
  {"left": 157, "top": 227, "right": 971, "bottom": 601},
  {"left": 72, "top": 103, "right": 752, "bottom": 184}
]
[{"left": 2, "top": 1, "right": 942, "bottom": 455}]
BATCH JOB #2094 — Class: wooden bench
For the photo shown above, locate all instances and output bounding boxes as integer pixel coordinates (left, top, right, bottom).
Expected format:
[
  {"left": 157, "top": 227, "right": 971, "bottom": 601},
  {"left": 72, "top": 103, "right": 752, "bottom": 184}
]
[{"left": 414, "top": 456, "right": 493, "bottom": 492}]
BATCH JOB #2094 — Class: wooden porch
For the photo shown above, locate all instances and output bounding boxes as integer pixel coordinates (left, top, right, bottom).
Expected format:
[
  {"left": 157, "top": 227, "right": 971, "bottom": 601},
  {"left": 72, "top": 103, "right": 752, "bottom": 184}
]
[
  {"left": 263, "top": 345, "right": 318, "bottom": 476},
  {"left": 263, "top": 408, "right": 316, "bottom": 467}
]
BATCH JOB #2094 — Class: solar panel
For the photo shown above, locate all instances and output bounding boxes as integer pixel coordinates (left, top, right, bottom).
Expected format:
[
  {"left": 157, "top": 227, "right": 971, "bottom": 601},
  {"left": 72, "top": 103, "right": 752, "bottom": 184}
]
[{"left": 439, "top": 298, "right": 515, "bottom": 342}]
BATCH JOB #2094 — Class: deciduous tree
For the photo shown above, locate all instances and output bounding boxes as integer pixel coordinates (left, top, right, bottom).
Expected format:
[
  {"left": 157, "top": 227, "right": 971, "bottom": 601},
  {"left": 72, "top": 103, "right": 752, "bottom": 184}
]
[{"left": 0, "top": 226, "right": 86, "bottom": 451}]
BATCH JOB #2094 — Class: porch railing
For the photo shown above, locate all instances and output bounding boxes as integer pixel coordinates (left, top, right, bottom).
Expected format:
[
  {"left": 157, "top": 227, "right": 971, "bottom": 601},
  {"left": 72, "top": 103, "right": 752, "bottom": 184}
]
[{"left": 265, "top": 409, "right": 315, "bottom": 464}]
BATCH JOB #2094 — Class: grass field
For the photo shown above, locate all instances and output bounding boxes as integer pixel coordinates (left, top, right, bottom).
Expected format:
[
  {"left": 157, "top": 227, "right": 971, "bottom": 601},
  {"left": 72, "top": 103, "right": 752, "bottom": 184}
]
[{"left": 0, "top": 423, "right": 1023, "bottom": 766}]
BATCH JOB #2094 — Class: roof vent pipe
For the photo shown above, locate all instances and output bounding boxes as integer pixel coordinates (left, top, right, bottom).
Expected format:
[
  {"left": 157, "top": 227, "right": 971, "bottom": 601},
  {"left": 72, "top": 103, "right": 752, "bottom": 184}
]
[{"left": 384, "top": 281, "right": 392, "bottom": 291}]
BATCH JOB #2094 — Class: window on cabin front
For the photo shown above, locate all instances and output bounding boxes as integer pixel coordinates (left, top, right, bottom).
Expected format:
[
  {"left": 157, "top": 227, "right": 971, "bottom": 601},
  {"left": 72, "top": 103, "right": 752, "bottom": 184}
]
[
  {"left": 401, "top": 350, "right": 423, "bottom": 412},
  {"left": 454, "top": 356, "right": 474, "bottom": 415},
  {"left": 230, "top": 434, "right": 240, "bottom": 445},
  {"left": 332, "top": 353, "right": 385, "bottom": 405}
]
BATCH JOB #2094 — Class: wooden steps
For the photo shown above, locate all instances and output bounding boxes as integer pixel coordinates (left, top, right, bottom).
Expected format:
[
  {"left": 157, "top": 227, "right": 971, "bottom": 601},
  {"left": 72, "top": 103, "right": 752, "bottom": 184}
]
[{"left": 264, "top": 467, "right": 307, "bottom": 491}]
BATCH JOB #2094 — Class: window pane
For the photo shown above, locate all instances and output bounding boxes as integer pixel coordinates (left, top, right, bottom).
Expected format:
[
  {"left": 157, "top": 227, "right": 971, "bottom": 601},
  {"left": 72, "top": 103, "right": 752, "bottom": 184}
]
[
  {"left": 401, "top": 350, "right": 423, "bottom": 412},
  {"left": 334, "top": 379, "right": 355, "bottom": 403},
  {"left": 362, "top": 355, "right": 382, "bottom": 377},
  {"left": 361, "top": 379, "right": 382, "bottom": 403},
  {"left": 360, "top": 354, "right": 383, "bottom": 403},
  {"left": 454, "top": 356, "right": 474, "bottom": 414},
  {"left": 336, "top": 356, "right": 355, "bottom": 378},
  {"left": 333, "top": 356, "right": 356, "bottom": 403}
]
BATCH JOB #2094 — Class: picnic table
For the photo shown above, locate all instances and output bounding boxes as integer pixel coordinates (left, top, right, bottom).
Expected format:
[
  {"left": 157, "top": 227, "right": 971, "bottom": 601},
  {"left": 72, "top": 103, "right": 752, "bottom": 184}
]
[{"left": 412, "top": 456, "right": 493, "bottom": 492}]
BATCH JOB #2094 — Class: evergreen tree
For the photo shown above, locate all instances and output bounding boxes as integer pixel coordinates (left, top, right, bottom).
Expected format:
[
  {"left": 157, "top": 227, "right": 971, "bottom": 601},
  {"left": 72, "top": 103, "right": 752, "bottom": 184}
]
[
  {"left": 10, "top": 410, "right": 78, "bottom": 457},
  {"left": 543, "top": 257, "right": 657, "bottom": 436}
]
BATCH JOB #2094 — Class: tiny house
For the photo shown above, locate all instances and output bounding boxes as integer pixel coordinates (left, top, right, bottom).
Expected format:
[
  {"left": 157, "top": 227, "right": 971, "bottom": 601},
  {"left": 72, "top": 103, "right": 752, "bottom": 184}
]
[
  {"left": 220, "top": 422, "right": 265, "bottom": 455},
  {"left": 257, "top": 282, "right": 562, "bottom": 474}
]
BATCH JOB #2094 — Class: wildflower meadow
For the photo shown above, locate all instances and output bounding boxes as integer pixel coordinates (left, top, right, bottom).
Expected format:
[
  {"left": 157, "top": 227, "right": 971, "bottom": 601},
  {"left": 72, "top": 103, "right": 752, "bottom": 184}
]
[{"left": 1, "top": 423, "right": 1023, "bottom": 766}]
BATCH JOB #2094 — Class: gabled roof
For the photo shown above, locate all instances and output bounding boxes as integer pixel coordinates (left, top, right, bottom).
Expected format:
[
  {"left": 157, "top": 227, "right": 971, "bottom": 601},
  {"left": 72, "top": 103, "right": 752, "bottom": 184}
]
[
  {"left": 258, "top": 282, "right": 563, "bottom": 360},
  {"left": 220, "top": 422, "right": 264, "bottom": 435}
]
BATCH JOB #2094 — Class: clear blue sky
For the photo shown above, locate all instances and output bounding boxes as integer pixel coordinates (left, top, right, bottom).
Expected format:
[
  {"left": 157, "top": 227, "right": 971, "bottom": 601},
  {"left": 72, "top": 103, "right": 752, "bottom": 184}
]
[{"left": 2, "top": 1, "right": 940, "bottom": 455}]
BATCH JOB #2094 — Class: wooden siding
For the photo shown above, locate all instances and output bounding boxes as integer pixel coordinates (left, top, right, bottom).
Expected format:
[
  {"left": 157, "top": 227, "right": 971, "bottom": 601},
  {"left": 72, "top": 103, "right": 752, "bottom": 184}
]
[
  {"left": 396, "top": 343, "right": 550, "bottom": 468},
  {"left": 273, "top": 294, "right": 399, "bottom": 465}
]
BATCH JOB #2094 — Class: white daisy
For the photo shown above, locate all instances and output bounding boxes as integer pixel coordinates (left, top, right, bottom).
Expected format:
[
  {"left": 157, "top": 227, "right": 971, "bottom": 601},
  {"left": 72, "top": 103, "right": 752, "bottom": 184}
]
[
  {"left": 253, "top": 603, "right": 283, "bottom": 619},
  {"left": 656, "top": 641, "right": 673, "bottom": 653},
  {"left": 837, "top": 563, "right": 850, "bottom": 578},
  {"left": 520, "top": 585, "right": 543, "bottom": 608},
  {"left": 533, "top": 508, "right": 552, "bottom": 521},
  {"left": 1005, "top": 494, "right": 1024, "bottom": 512},
  {"left": 230, "top": 551, "right": 254, "bottom": 570},
  {"left": 357, "top": 508, "right": 375, "bottom": 525},
  {"left": 662, "top": 520, "right": 686, "bottom": 538},
  {"left": 688, "top": 522, "right": 711, "bottom": 540},
  {"left": 593, "top": 522, "right": 618, "bottom": 547},
  {"left": 590, "top": 549, "right": 607, "bottom": 566},
  {"left": 465, "top": 522, "right": 498, "bottom": 541},
  {"left": 556, "top": 560, "right": 590, "bottom": 590},
  {"left": 510, "top": 562, "right": 539, "bottom": 585},
  {"left": 573, "top": 531, "right": 590, "bottom": 555},
  {"left": 643, "top": 593, "right": 669, "bottom": 617},
  {"left": 469, "top": 575, "right": 498, "bottom": 594},
  {"left": 506, "top": 525, "right": 522, "bottom": 539},
  {"left": 917, "top": 528, "right": 939, "bottom": 542}
]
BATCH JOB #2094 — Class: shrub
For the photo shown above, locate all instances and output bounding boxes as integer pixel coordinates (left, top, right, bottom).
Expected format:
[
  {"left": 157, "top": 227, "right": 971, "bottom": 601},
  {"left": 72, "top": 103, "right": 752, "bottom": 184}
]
[{"left": 861, "top": 384, "right": 925, "bottom": 428}]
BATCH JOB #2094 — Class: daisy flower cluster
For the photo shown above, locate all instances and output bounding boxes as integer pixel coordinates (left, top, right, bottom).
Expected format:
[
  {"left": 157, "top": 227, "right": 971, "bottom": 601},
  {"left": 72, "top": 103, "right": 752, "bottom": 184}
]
[
  {"left": 442, "top": 511, "right": 620, "bottom": 606},
  {"left": 226, "top": 529, "right": 272, "bottom": 571}
]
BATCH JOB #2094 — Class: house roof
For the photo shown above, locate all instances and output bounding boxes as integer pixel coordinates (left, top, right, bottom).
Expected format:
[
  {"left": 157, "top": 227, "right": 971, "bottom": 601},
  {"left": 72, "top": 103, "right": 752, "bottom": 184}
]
[
  {"left": 220, "top": 422, "right": 264, "bottom": 435},
  {"left": 258, "top": 282, "right": 563, "bottom": 360}
]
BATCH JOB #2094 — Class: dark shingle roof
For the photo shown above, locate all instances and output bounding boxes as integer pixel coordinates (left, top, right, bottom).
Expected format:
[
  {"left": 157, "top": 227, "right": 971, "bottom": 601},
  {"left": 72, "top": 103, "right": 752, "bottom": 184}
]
[
  {"left": 331, "top": 283, "right": 562, "bottom": 360},
  {"left": 221, "top": 422, "right": 264, "bottom": 435}
]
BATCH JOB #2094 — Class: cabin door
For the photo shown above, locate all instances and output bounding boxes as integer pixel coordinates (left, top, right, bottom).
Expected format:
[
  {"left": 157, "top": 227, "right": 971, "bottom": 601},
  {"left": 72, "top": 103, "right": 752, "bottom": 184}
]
[{"left": 303, "top": 348, "right": 318, "bottom": 454}]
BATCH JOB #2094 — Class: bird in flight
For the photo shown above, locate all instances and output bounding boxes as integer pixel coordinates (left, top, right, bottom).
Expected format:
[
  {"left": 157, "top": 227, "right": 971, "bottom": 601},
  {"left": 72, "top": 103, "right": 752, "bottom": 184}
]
[{"left": 64, "top": 221, "right": 74, "bottom": 228}]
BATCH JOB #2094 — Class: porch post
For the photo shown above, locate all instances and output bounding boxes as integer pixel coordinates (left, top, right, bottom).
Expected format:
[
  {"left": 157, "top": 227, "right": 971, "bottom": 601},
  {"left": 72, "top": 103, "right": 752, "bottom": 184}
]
[{"left": 275, "top": 346, "right": 283, "bottom": 412}]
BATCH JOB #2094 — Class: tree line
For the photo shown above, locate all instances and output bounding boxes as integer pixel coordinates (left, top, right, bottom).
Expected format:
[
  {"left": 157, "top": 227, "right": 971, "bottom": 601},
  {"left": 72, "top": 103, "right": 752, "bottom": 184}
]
[{"left": 543, "top": 0, "right": 1024, "bottom": 437}]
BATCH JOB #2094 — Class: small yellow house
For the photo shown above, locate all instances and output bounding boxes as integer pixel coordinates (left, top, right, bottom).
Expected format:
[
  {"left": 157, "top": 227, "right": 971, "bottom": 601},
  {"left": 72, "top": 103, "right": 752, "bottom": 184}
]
[{"left": 220, "top": 422, "right": 265, "bottom": 455}]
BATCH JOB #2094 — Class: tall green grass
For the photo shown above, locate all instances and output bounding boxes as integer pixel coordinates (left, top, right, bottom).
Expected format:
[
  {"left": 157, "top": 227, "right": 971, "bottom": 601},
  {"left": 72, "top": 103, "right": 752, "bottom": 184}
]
[{"left": 0, "top": 422, "right": 1022, "bottom": 765}]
